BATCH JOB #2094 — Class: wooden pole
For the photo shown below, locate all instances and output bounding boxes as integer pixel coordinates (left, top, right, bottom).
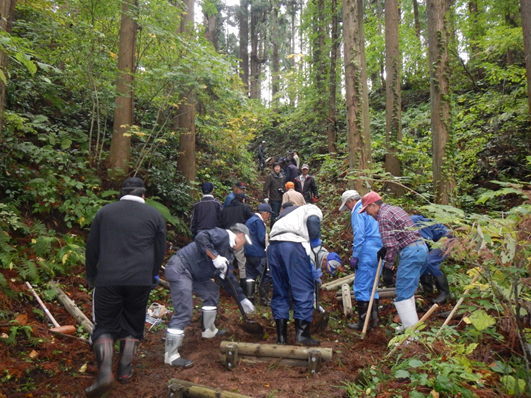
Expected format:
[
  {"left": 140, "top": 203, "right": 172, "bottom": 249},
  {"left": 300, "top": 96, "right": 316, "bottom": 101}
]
[
  {"left": 219, "top": 354, "right": 308, "bottom": 368},
  {"left": 386, "top": 303, "right": 439, "bottom": 357},
  {"left": 49, "top": 281, "right": 94, "bottom": 334},
  {"left": 435, "top": 271, "right": 481, "bottom": 339},
  {"left": 360, "top": 258, "right": 383, "bottom": 339},
  {"left": 219, "top": 341, "right": 333, "bottom": 361},
  {"left": 321, "top": 274, "right": 355, "bottom": 291},
  {"left": 168, "top": 379, "right": 255, "bottom": 398}
]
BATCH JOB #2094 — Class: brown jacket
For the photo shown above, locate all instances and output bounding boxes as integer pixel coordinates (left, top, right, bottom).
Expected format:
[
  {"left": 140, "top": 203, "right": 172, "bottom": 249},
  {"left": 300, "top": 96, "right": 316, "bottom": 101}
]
[{"left": 281, "top": 189, "right": 306, "bottom": 207}]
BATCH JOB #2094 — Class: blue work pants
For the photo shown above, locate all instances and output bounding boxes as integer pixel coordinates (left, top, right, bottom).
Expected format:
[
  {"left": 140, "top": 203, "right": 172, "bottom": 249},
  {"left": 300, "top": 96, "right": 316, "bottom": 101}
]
[
  {"left": 395, "top": 241, "right": 429, "bottom": 302},
  {"left": 267, "top": 241, "right": 314, "bottom": 322},
  {"left": 354, "top": 238, "right": 381, "bottom": 301}
]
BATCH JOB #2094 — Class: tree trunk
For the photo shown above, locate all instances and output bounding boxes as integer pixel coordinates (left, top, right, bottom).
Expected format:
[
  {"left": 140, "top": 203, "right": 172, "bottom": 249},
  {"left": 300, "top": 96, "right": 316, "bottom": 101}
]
[
  {"left": 427, "top": 0, "right": 455, "bottom": 204},
  {"left": 219, "top": 341, "right": 333, "bottom": 361},
  {"left": 203, "top": 0, "right": 222, "bottom": 51},
  {"left": 0, "top": 0, "right": 16, "bottom": 139},
  {"left": 521, "top": 0, "right": 531, "bottom": 122},
  {"left": 313, "top": 0, "right": 326, "bottom": 115},
  {"left": 327, "top": 0, "right": 339, "bottom": 153},
  {"left": 342, "top": 0, "right": 371, "bottom": 193},
  {"left": 176, "top": 0, "right": 196, "bottom": 185},
  {"left": 239, "top": 0, "right": 249, "bottom": 94},
  {"left": 271, "top": 0, "right": 280, "bottom": 103},
  {"left": 384, "top": 0, "right": 403, "bottom": 196},
  {"left": 108, "top": 0, "right": 138, "bottom": 176},
  {"left": 413, "top": 0, "right": 421, "bottom": 39},
  {"left": 249, "top": 2, "right": 267, "bottom": 100}
]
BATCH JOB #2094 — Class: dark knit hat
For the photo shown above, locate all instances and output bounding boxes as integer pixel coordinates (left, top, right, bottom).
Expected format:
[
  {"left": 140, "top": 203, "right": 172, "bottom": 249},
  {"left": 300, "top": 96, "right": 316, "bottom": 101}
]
[
  {"left": 122, "top": 177, "right": 144, "bottom": 189},
  {"left": 201, "top": 182, "right": 214, "bottom": 194}
]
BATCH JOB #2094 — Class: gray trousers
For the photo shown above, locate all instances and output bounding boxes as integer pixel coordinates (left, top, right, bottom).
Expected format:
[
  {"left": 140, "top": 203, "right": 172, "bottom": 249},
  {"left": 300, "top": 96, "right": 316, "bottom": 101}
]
[
  {"left": 165, "top": 256, "right": 219, "bottom": 330},
  {"left": 234, "top": 247, "right": 246, "bottom": 279}
]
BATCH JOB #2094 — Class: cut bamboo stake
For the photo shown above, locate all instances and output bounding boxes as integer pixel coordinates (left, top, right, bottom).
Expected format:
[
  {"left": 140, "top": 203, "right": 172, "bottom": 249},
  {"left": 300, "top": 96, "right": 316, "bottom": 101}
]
[
  {"left": 342, "top": 283, "right": 353, "bottom": 317},
  {"left": 360, "top": 258, "right": 384, "bottom": 339},
  {"left": 336, "top": 288, "right": 399, "bottom": 301},
  {"left": 387, "top": 303, "right": 439, "bottom": 357},
  {"left": 321, "top": 274, "right": 355, "bottom": 291},
  {"left": 26, "top": 282, "right": 76, "bottom": 335},
  {"left": 435, "top": 271, "right": 481, "bottom": 339},
  {"left": 49, "top": 281, "right": 94, "bottom": 334}
]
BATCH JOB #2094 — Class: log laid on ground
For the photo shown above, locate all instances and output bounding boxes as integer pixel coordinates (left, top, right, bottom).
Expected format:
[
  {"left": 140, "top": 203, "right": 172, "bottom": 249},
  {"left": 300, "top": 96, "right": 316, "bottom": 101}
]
[
  {"left": 336, "top": 288, "right": 398, "bottom": 301},
  {"left": 219, "top": 341, "right": 333, "bottom": 361},
  {"left": 219, "top": 353, "right": 308, "bottom": 368},
  {"left": 321, "top": 274, "right": 355, "bottom": 291},
  {"left": 168, "top": 379, "right": 254, "bottom": 398},
  {"left": 49, "top": 281, "right": 94, "bottom": 334}
]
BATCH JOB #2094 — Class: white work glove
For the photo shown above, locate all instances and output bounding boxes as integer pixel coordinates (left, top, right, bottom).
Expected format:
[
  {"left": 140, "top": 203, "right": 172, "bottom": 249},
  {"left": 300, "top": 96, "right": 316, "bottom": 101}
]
[
  {"left": 240, "top": 298, "right": 255, "bottom": 314},
  {"left": 212, "top": 256, "right": 228, "bottom": 278}
]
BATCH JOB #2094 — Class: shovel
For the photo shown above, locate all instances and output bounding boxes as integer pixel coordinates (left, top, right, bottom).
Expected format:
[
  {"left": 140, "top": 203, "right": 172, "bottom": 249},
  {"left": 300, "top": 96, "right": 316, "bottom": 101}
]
[
  {"left": 311, "top": 281, "right": 329, "bottom": 333},
  {"left": 26, "top": 282, "right": 76, "bottom": 335},
  {"left": 360, "top": 257, "right": 384, "bottom": 340},
  {"left": 224, "top": 271, "right": 265, "bottom": 335}
]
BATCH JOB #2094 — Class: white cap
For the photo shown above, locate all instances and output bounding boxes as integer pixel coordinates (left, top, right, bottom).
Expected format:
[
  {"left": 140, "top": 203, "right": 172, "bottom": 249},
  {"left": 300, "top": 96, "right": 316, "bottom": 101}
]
[{"left": 339, "top": 190, "right": 361, "bottom": 212}]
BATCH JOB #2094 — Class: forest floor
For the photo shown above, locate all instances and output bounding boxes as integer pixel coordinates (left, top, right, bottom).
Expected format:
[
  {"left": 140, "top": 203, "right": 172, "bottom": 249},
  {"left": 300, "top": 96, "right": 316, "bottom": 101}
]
[{"left": 0, "top": 265, "right": 461, "bottom": 398}]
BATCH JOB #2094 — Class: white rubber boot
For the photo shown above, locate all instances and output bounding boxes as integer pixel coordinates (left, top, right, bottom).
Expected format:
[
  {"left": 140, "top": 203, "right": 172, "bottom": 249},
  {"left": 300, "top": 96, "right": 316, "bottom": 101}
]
[
  {"left": 164, "top": 329, "right": 193, "bottom": 368},
  {"left": 201, "top": 306, "right": 223, "bottom": 338},
  {"left": 394, "top": 296, "right": 419, "bottom": 331}
]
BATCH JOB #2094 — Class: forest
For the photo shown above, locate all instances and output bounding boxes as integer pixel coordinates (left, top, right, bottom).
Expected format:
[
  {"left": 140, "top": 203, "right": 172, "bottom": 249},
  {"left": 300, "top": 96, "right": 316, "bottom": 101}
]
[{"left": 0, "top": 0, "right": 531, "bottom": 397}]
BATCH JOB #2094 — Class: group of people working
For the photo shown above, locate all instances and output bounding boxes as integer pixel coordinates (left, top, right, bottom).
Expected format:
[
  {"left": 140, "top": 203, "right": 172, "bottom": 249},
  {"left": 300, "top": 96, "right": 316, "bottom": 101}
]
[{"left": 83, "top": 176, "right": 453, "bottom": 396}]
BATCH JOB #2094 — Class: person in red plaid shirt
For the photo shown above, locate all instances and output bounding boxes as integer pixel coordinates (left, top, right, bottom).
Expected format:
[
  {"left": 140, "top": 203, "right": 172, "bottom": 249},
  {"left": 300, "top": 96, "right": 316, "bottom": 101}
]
[{"left": 359, "top": 192, "right": 429, "bottom": 331}]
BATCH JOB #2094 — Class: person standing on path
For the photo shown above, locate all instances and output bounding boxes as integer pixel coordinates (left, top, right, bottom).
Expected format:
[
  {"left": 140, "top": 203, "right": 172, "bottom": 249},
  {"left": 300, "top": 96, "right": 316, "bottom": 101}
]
[
  {"left": 221, "top": 193, "right": 254, "bottom": 289},
  {"left": 359, "top": 192, "right": 428, "bottom": 331},
  {"left": 282, "top": 181, "right": 306, "bottom": 207},
  {"left": 282, "top": 157, "right": 299, "bottom": 185},
  {"left": 190, "top": 182, "right": 222, "bottom": 237},
  {"left": 294, "top": 164, "right": 319, "bottom": 203},
  {"left": 411, "top": 215, "right": 452, "bottom": 304},
  {"left": 263, "top": 163, "right": 285, "bottom": 224},
  {"left": 268, "top": 204, "right": 323, "bottom": 346},
  {"left": 85, "top": 177, "right": 166, "bottom": 396},
  {"left": 244, "top": 203, "right": 273, "bottom": 304},
  {"left": 224, "top": 182, "right": 247, "bottom": 208},
  {"left": 164, "top": 225, "right": 255, "bottom": 368},
  {"left": 338, "top": 190, "right": 383, "bottom": 331},
  {"left": 257, "top": 141, "right": 266, "bottom": 171}
]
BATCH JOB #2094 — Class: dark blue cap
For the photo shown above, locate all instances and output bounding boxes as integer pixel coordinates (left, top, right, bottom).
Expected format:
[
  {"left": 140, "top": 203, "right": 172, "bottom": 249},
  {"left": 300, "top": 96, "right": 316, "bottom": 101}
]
[{"left": 201, "top": 182, "right": 214, "bottom": 194}]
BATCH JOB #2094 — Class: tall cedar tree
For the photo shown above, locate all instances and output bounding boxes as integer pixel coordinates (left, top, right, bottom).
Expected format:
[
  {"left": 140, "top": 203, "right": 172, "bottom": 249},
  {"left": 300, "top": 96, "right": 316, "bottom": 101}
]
[
  {"left": 427, "top": 0, "right": 455, "bottom": 204},
  {"left": 384, "top": 0, "right": 403, "bottom": 196},
  {"left": 343, "top": 0, "right": 371, "bottom": 192},
  {"left": 108, "top": 0, "right": 138, "bottom": 175},
  {"left": 0, "top": 0, "right": 16, "bottom": 138},
  {"left": 521, "top": 0, "right": 531, "bottom": 121},
  {"left": 176, "top": 0, "right": 197, "bottom": 185}
]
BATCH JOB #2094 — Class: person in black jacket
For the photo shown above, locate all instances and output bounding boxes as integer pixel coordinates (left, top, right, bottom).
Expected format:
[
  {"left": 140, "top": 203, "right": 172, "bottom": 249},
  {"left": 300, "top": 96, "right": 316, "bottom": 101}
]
[
  {"left": 221, "top": 194, "right": 254, "bottom": 287},
  {"left": 85, "top": 177, "right": 166, "bottom": 397},
  {"left": 263, "top": 163, "right": 285, "bottom": 223},
  {"left": 294, "top": 164, "right": 319, "bottom": 203},
  {"left": 282, "top": 157, "right": 299, "bottom": 185},
  {"left": 164, "top": 225, "right": 255, "bottom": 368},
  {"left": 190, "top": 182, "right": 222, "bottom": 237}
]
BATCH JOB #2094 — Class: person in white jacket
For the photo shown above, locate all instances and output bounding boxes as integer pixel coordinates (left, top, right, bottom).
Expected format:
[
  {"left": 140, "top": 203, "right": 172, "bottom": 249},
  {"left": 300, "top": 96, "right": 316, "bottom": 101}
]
[{"left": 267, "top": 204, "right": 323, "bottom": 346}]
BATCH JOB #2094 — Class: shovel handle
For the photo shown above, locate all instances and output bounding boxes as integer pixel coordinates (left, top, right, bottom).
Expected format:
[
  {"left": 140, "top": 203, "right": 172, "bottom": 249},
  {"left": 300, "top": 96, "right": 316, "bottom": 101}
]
[
  {"left": 26, "top": 282, "right": 61, "bottom": 328},
  {"left": 224, "top": 271, "right": 250, "bottom": 322},
  {"left": 360, "top": 257, "right": 384, "bottom": 339}
]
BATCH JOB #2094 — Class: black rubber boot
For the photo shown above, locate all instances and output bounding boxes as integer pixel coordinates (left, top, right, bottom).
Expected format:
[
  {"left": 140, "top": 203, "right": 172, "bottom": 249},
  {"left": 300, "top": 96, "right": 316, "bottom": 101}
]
[
  {"left": 258, "top": 282, "right": 271, "bottom": 305},
  {"left": 420, "top": 274, "right": 434, "bottom": 294},
  {"left": 275, "top": 319, "right": 288, "bottom": 345},
  {"left": 117, "top": 336, "right": 139, "bottom": 384},
  {"left": 240, "top": 278, "right": 247, "bottom": 292},
  {"left": 370, "top": 299, "right": 379, "bottom": 329},
  {"left": 294, "top": 319, "right": 320, "bottom": 346},
  {"left": 433, "top": 274, "right": 451, "bottom": 304},
  {"left": 85, "top": 334, "right": 114, "bottom": 397},
  {"left": 347, "top": 301, "right": 368, "bottom": 331},
  {"left": 246, "top": 279, "right": 256, "bottom": 303},
  {"left": 382, "top": 267, "right": 395, "bottom": 288}
]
